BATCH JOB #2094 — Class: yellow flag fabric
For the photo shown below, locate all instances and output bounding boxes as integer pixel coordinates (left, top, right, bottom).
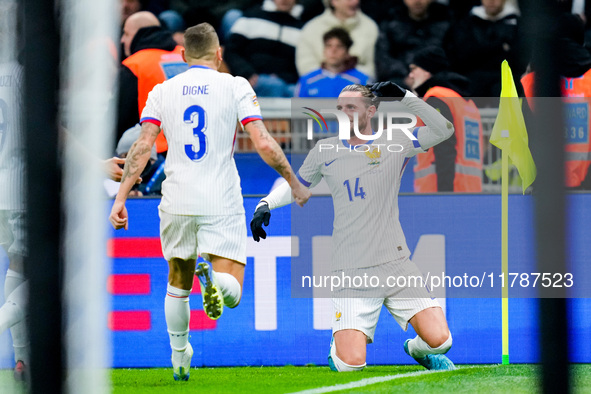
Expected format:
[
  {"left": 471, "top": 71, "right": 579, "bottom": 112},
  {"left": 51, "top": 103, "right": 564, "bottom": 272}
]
[{"left": 490, "top": 60, "right": 537, "bottom": 193}]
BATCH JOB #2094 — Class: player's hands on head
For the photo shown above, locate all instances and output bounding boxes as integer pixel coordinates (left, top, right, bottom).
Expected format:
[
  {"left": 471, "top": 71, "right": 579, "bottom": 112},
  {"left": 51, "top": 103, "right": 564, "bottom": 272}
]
[
  {"left": 251, "top": 202, "right": 271, "bottom": 242},
  {"left": 366, "top": 81, "right": 407, "bottom": 101},
  {"left": 109, "top": 200, "right": 129, "bottom": 230}
]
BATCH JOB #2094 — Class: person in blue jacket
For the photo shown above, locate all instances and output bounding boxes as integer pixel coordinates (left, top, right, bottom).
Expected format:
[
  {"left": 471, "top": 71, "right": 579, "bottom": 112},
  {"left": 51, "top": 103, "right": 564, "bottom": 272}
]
[{"left": 296, "top": 27, "right": 370, "bottom": 98}]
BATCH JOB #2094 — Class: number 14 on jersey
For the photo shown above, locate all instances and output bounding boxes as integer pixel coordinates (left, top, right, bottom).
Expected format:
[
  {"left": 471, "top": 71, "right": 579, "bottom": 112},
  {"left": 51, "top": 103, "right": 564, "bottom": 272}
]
[{"left": 343, "top": 178, "right": 366, "bottom": 201}]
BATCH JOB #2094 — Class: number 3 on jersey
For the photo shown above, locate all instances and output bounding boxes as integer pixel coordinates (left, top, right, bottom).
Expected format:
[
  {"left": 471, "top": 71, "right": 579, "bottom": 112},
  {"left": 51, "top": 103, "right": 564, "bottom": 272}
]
[
  {"left": 184, "top": 105, "right": 208, "bottom": 161},
  {"left": 343, "top": 177, "right": 366, "bottom": 201}
]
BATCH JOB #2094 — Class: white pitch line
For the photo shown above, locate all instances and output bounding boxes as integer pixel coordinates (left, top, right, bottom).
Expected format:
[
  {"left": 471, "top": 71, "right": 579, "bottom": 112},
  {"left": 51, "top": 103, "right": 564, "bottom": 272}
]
[
  {"left": 288, "top": 365, "right": 499, "bottom": 394},
  {"left": 287, "top": 369, "right": 446, "bottom": 394}
]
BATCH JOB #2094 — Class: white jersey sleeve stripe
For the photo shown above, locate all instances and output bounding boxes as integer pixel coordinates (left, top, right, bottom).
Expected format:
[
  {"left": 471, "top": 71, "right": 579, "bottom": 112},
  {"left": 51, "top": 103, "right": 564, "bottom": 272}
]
[
  {"left": 296, "top": 172, "right": 312, "bottom": 187},
  {"left": 240, "top": 115, "right": 263, "bottom": 126},
  {"left": 140, "top": 117, "right": 161, "bottom": 126}
]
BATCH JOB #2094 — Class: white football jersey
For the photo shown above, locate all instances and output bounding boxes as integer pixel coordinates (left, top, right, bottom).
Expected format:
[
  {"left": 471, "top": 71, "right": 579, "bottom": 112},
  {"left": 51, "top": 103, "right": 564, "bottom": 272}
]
[
  {"left": 141, "top": 65, "right": 262, "bottom": 215},
  {"left": 297, "top": 130, "right": 424, "bottom": 271},
  {"left": 0, "top": 60, "right": 25, "bottom": 211}
]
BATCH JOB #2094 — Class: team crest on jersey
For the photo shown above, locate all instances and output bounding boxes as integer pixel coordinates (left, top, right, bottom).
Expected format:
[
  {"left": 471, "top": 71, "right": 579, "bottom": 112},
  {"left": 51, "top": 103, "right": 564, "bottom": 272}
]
[
  {"left": 365, "top": 147, "right": 381, "bottom": 167},
  {"left": 335, "top": 311, "right": 341, "bottom": 321},
  {"left": 252, "top": 95, "right": 259, "bottom": 107}
]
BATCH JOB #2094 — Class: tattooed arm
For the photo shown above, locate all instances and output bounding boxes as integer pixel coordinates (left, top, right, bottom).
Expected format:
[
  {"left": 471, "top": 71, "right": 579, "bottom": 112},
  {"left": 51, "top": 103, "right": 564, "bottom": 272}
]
[
  {"left": 109, "top": 122, "right": 160, "bottom": 229},
  {"left": 244, "top": 120, "right": 311, "bottom": 207}
]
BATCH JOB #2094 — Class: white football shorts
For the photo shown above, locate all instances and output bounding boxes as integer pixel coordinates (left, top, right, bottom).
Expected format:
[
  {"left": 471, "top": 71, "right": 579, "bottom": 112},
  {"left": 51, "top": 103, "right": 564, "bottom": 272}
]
[
  {"left": 159, "top": 209, "right": 246, "bottom": 265},
  {"left": 331, "top": 258, "right": 440, "bottom": 343}
]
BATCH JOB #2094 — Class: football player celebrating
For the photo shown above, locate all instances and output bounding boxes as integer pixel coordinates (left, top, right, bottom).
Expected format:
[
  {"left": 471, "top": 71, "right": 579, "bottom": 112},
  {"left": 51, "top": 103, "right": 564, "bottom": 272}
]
[
  {"left": 251, "top": 82, "right": 456, "bottom": 371},
  {"left": 110, "top": 23, "right": 310, "bottom": 381}
]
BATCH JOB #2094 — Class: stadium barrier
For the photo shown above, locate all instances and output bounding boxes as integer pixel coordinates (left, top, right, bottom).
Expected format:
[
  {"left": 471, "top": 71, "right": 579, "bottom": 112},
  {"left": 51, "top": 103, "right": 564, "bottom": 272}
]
[
  {"left": 2, "top": 196, "right": 589, "bottom": 368},
  {"left": 5, "top": 194, "right": 587, "bottom": 368},
  {"left": 236, "top": 98, "right": 514, "bottom": 193}
]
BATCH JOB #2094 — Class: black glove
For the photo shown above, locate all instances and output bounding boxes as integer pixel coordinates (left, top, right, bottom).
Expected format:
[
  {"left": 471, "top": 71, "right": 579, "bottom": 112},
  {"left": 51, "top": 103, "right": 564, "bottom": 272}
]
[
  {"left": 367, "top": 81, "right": 406, "bottom": 101},
  {"left": 250, "top": 202, "right": 271, "bottom": 242}
]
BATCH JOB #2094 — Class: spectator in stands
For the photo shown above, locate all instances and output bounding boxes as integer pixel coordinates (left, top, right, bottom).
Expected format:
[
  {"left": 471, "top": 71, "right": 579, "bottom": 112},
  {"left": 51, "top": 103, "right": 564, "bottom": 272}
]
[
  {"left": 360, "top": 0, "right": 398, "bottom": 26},
  {"left": 115, "top": 124, "right": 165, "bottom": 196},
  {"left": 521, "top": 13, "right": 591, "bottom": 189},
  {"left": 121, "top": 0, "right": 143, "bottom": 25},
  {"left": 169, "top": 0, "right": 260, "bottom": 42},
  {"left": 446, "top": 0, "right": 480, "bottom": 19},
  {"left": 158, "top": 11, "right": 186, "bottom": 36},
  {"left": 443, "top": 0, "right": 526, "bottom": 97},
  {"left": 120, "top": 1, "right": 185, "bottom": 53},
  {"left": 409, "top": 46, "right": 484, "bottom": 193},
  {"left": 375, "top": 0, "right": 451, "bottom": 88},
  {"left": 299, "top": 0, "right": 327, "bottom": 23},
  {"left": 218, "top": 0, "right": 324, "bottom": 44},
  {"left": 224, "top": 0, "right": 303, "bottom": 97},
  {"left": 117, "top": 11, "right": 187, "bottom": 154},
  {"left": 296, "top": 27, "right": 370, "bottom": 97},
  {"left": 554, "top": 0, "right": 591, "bottom": 45},
  {"left": 142, "top": 0, "right": 174, "bottom": 17},
  {"left": 296, "top": 0, "right": 379, "bottom": 78}
]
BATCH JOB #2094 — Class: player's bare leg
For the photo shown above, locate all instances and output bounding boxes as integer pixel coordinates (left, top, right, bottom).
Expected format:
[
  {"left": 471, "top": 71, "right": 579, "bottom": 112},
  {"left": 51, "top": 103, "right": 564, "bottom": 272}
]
[
  {"left": 168, "top": 257, "right": 197, "bottom": 290},
  {"left": 405, "top": 306, "right": 455, "bottom": 370},
  {"left": 329, "top": 329, "right": 367, "bottom": 372},
  {"left": 209, "top": 254, "right": 244, "bottom": 308},
  {"left": 166, "top": 258, "right": 196, "bottom": 381},
  {"left": 409, "top": 306, "right": 450, "bottom": 347}
]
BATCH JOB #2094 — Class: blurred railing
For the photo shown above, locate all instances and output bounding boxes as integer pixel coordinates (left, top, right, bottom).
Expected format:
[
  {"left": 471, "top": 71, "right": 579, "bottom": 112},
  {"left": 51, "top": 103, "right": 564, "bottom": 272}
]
[{"left": 236, "top": 98, "right": 520, "bottom": 193}]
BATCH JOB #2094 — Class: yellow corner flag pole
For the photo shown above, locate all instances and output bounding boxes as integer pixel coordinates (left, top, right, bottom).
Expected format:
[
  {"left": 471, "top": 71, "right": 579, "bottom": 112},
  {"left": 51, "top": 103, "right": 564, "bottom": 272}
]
[
  {"left": 490, "top": 60, "right": 537, "bottom": 365},
  {"left": 501, "top": 138, "right": 509, "bottom": 365}
]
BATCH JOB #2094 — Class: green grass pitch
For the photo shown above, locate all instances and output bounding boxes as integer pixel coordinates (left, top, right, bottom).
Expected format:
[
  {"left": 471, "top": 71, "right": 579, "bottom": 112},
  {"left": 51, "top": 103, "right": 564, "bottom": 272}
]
[{"left": 2, "top": 364, "right": 590, "bottom": 393}]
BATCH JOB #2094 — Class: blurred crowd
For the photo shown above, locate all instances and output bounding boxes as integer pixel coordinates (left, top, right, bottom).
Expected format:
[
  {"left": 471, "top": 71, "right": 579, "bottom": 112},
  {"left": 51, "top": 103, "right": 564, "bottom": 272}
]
[
  {"left": 114, "top": 0, "right": 591, "bottom": 193},
  {"left": 117, "top": 0, "right": 591, "bottom": 96}
]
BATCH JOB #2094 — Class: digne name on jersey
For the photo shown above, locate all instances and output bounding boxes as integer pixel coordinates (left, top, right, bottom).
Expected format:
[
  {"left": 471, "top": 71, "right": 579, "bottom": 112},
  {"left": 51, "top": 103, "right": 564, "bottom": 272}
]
[{"left": 182, "top": 85, "right": 209, "bottom": 96}]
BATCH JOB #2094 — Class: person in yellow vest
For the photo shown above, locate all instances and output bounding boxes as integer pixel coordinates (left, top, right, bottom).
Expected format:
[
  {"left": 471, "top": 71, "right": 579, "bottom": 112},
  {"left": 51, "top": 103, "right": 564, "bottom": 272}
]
[
  {"left": 409, "top": 46, "right": 484, "bottom": 192},
  {"left": 521, "top": 13, "right": 591, "bottom": 190},
  {"left": 117, "top": 11, "right": 188, "bottom": 155}
]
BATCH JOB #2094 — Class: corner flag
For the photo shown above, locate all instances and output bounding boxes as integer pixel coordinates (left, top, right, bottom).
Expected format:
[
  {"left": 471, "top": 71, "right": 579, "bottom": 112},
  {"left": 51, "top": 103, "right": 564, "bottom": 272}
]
[{"left": 490, "top": 60, "right": 537, "bottom": 193}]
